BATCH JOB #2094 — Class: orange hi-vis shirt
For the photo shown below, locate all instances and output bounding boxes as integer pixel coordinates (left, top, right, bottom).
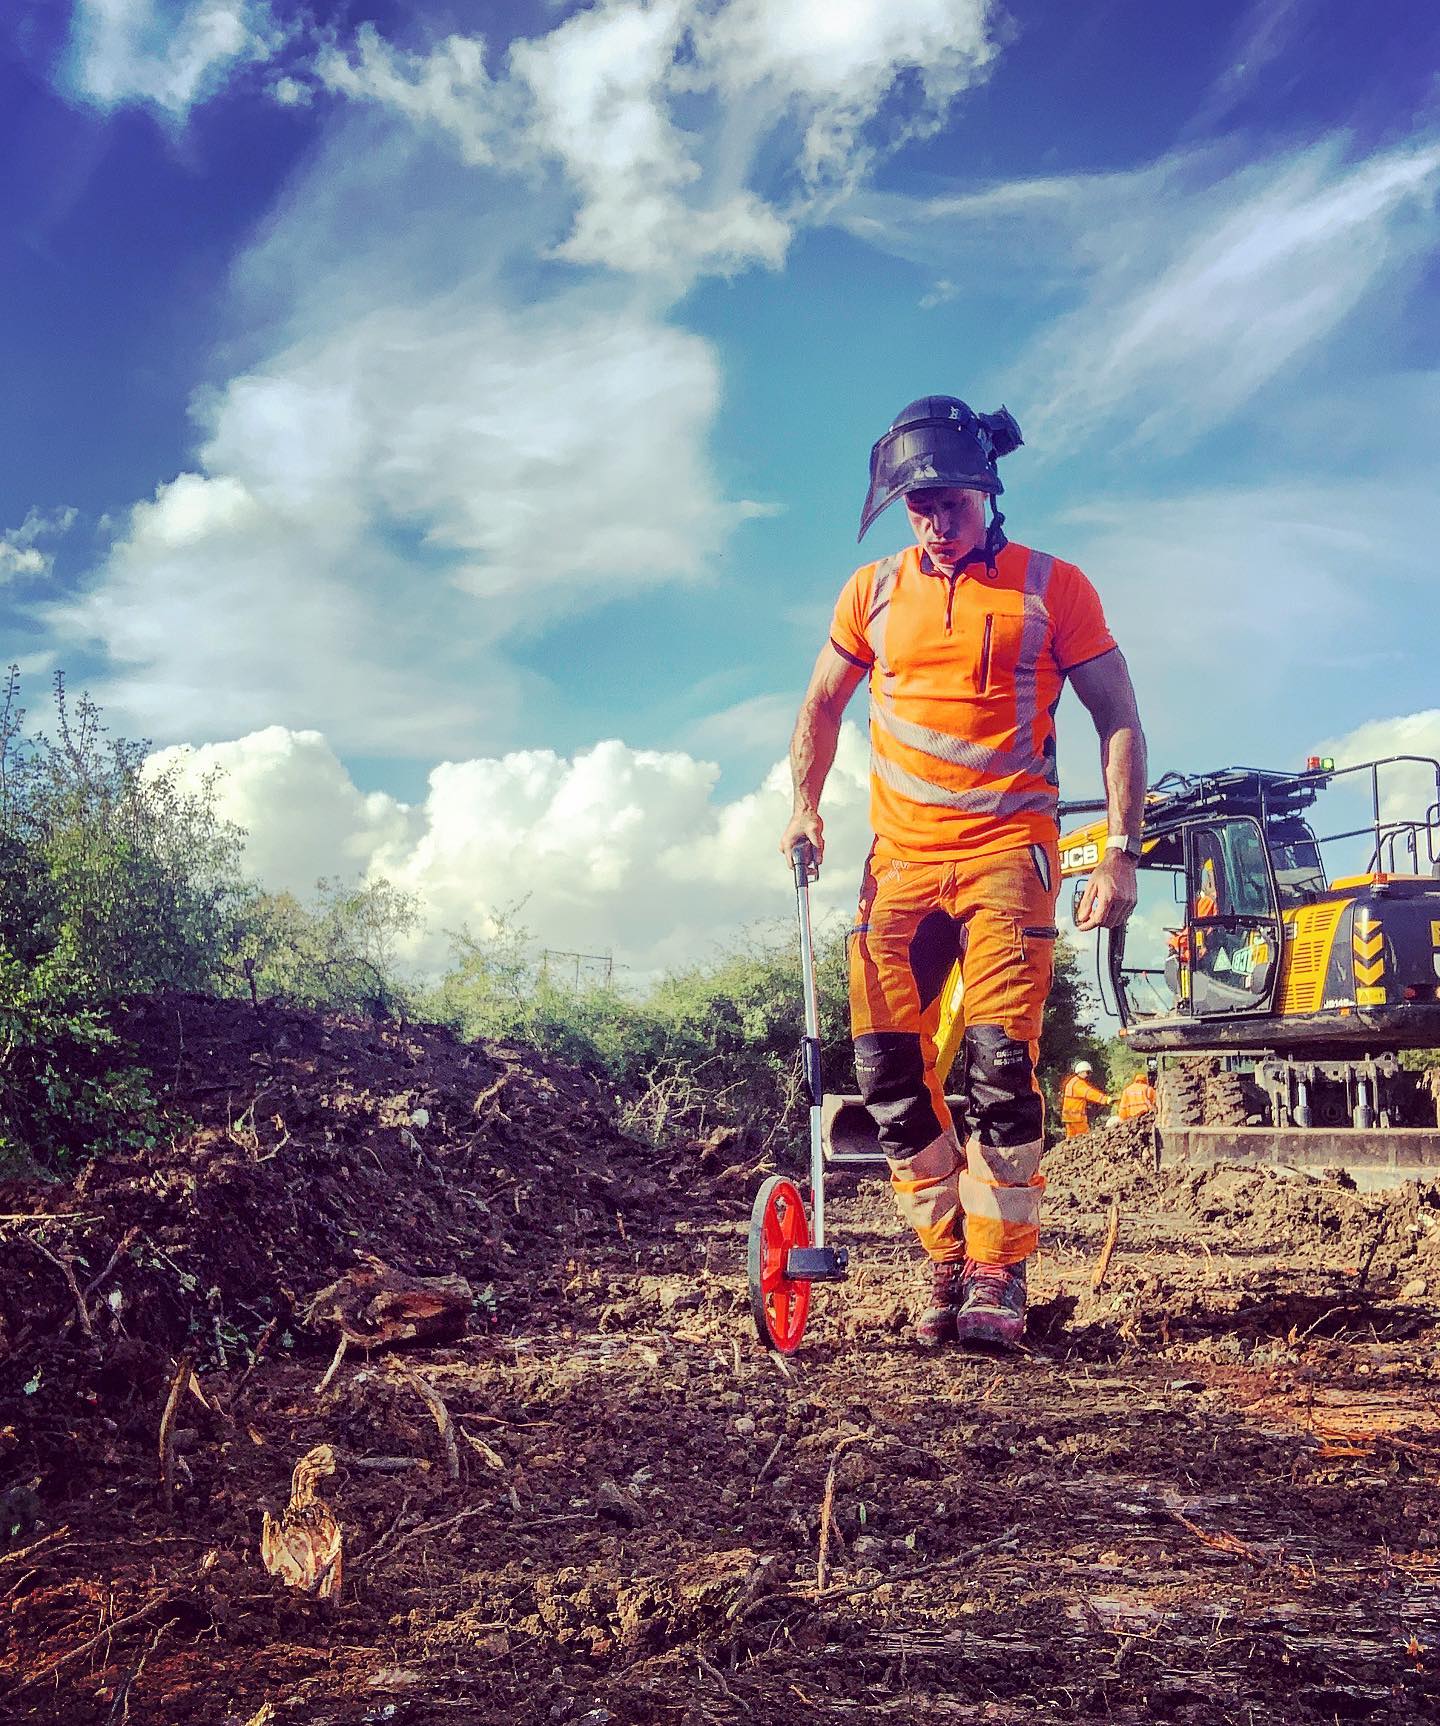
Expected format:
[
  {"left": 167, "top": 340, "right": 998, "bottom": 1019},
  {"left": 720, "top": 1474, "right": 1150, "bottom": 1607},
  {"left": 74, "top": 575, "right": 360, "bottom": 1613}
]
[{"left": 830, "top": 541, "right": 1117, "bottom": 860}]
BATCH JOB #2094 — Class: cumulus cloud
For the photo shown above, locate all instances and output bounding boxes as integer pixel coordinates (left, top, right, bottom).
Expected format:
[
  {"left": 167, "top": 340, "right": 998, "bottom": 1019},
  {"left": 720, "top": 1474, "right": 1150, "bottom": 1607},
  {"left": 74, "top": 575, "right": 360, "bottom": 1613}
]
[
  {"left": 0, "top": 506, "right": 79, "bottom": 581},
  {"left": 1320, "top": 710, "right": 1440, "bottom": 869},
  {"left": 151, "top": 721, "right": 875, "bottom": 973},
  {"left": 66, "top": 0, "right": 290, "bottom": 117}
]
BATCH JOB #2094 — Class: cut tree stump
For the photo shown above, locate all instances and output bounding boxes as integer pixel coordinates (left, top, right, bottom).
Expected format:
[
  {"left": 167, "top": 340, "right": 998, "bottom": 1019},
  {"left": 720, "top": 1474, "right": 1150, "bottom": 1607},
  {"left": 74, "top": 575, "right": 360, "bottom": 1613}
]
[{"left": 299, "top": 1254, "right": 472, "bottom": 1350}]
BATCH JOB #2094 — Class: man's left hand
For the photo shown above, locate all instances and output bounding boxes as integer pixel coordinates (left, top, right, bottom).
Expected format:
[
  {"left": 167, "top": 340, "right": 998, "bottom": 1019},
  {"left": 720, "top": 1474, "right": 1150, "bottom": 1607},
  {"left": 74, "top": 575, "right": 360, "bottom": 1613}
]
[{"left": 1074, "top": 853, "right": 1138, "bottom": 931}]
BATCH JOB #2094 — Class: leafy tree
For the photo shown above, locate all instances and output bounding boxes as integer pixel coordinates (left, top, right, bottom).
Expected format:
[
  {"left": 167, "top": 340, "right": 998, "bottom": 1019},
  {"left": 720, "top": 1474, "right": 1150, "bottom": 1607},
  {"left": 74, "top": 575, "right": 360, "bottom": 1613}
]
[{"left": 226, "top": 877, "right": 420, "bottom": 1016}]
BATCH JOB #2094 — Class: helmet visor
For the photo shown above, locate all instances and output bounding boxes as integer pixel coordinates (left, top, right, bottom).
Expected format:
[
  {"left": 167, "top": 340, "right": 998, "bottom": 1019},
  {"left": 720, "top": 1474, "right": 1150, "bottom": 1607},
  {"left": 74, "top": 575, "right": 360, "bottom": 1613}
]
[{"left": 859, "top": 421, "right": 1002, "bottom": 542}]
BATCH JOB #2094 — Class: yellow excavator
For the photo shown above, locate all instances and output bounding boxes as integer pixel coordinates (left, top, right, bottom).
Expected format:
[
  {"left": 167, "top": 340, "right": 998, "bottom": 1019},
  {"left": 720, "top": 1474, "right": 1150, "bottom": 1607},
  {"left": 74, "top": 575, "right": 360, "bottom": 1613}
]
[{"left": 824, "top": 753, "right": 1440, "bottom": 1181}]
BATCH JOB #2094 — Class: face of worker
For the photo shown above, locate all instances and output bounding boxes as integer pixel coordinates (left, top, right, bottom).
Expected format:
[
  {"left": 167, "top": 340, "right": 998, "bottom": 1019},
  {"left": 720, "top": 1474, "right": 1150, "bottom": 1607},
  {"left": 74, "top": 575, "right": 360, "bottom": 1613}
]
[{"left": 902, "top": 486, "right": 988, "bottom": 572}]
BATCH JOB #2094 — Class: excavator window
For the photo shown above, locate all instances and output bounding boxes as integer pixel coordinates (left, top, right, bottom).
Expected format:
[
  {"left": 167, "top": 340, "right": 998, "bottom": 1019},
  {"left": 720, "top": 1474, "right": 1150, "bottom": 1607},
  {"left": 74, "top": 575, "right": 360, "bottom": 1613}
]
[
  {"left": 1265, "top": 818, "right": 1327, "bottom": 904},
  {"left": 1181, "top": 818, "right": 1281, "bottom": 1017}
]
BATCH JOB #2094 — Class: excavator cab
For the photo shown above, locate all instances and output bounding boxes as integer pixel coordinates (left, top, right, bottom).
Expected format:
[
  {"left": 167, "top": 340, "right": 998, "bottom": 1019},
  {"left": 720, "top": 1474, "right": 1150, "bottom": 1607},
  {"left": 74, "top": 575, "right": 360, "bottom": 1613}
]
[{"left": 1059, "top": 756, "right": 1440, "bottom": 1175}]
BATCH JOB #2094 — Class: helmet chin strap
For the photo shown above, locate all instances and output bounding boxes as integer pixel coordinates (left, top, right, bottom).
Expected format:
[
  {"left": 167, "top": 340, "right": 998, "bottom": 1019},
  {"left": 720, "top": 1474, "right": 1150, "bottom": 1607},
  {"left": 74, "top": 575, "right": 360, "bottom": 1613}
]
[{"left": 984, "top": 496, "right": 1008, "bottom": 564}]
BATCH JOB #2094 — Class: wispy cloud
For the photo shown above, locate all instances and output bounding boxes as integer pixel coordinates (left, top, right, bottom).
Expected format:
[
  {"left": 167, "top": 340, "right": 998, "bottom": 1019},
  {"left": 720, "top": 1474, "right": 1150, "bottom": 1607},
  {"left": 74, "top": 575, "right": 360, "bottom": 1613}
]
[
  {"left": 0, "top": 506, "right": 78, "bottom": 582},
  {"left": 309, "top": 0, "right": 1002, "bottom": 285},
  {"left": 1029, "top": 137, "right": 1440, "bottom": 456},
  {"left": 48, "top": 2, "right": 1008, "bottom": 754},
  {"left": 66, "top": 0, "right": 290, "bottom": 118},
  {"left": 839, "top": 131, "right": 1440, "bottom": 458}
]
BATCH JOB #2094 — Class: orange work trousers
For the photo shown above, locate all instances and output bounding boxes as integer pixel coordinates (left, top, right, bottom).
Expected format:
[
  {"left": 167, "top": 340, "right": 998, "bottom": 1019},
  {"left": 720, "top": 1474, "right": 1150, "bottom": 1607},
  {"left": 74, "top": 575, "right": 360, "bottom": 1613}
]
[{"left": 848, "top": 842, "right": 1060, "bottom": 1267}]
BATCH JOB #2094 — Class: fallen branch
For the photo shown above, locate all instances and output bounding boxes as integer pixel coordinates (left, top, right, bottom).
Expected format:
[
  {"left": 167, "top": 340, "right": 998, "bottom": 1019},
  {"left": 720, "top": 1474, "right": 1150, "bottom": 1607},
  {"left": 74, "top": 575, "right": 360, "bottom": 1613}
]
[
  {"left": 396, "top": 1366, "right": 461, "bottom": 1483},
  {"left": 158, "top": 1353, "right": 194, "bottom": 1512},
  {"left": 1091, "top": 1202, "right": 1121, "bottom": 1292}
]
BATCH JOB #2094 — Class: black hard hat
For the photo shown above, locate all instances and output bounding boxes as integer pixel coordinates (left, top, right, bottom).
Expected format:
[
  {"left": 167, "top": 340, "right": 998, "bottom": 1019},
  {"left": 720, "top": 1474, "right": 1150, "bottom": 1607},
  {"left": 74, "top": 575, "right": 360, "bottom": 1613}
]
[{"left": 858, "top": 396, "right": 1023, "bottom": 541}]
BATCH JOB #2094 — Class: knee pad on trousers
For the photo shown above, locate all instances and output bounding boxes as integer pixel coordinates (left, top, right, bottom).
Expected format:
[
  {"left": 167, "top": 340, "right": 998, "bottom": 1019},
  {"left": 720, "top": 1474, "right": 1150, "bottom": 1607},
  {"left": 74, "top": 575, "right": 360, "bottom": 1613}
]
[
  {"left": 853, "top": 1032, "right": 944, "bottom": 1158},
  {"left": 963, "top": 1023, "right": 1042, "bottom": 1148}
]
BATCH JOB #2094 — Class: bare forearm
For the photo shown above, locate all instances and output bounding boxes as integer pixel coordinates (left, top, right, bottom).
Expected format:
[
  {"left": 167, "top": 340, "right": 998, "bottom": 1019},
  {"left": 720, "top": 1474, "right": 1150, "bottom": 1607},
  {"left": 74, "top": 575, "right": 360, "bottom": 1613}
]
[
  {"left": 1102, "top": 720, "right": 1147, "bottom": 835},
  {"left": 790, "top": 697, "right": 842, "bottom": 818}
]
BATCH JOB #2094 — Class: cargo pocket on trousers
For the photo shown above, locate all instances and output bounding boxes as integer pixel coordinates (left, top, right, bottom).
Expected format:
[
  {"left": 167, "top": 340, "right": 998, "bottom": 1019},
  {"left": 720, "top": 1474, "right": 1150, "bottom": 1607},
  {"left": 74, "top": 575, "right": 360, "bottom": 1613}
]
[{"left": 1020, "top": 924, "right": 1059, "bottom": 986}]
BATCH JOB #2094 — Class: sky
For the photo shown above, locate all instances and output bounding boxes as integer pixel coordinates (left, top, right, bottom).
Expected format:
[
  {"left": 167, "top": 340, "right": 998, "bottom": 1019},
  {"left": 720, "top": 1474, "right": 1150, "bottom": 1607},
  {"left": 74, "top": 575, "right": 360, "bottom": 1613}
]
[{"left": 3, "top": 0, "right": 1440, "bottom": 980}]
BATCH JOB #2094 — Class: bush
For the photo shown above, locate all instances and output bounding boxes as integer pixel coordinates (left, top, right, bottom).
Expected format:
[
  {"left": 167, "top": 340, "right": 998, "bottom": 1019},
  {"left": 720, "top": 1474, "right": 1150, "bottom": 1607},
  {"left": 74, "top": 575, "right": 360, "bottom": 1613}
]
[
  {"left": 0, "top": 668, "right": 247, "bottom": 1165},
  {"left": 225, "top": 877, "right": 421, "bottom": 1018}
]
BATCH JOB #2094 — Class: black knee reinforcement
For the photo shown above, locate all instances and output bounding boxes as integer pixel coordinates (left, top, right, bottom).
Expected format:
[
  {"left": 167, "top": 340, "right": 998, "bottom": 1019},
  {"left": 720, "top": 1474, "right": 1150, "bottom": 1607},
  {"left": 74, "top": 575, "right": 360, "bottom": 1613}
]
[
  {"left": 963, "top": 1024, "right": 1042, "bottom": 1148},
  {"left": 853, "top": 1032, "right": 944, "bottom": 1158}
]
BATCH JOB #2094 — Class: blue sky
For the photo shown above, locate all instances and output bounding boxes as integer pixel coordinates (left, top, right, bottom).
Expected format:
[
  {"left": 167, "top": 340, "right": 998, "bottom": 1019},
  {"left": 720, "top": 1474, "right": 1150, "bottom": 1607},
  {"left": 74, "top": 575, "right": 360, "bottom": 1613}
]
[{"left": 3, "top": 0, "right": 1439, "bottom": 972}]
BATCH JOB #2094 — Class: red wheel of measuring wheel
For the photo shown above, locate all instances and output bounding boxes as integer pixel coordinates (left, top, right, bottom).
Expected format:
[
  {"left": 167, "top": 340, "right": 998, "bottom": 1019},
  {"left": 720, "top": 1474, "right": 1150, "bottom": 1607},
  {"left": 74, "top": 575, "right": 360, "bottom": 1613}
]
[{"left": 747, "top": 1175, "right": 811, "bottom": 1353}]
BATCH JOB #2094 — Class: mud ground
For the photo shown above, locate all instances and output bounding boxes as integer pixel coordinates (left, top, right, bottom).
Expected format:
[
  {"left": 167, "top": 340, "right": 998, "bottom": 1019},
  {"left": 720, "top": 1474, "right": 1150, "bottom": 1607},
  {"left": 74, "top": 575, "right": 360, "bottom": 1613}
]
[{"left": 2, "top": 999, "right": 1438, "bottom": 1724}]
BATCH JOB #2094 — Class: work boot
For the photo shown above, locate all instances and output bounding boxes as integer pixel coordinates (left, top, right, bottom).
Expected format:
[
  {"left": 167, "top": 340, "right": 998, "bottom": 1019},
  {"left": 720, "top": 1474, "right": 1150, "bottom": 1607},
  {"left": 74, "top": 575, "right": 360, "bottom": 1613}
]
[
  {"left": 915, "top": 1260, "right": 965, "bottom": 1346},
  {"left": 953, "top": 1257, "right": 1027, "bottom": 1349}
]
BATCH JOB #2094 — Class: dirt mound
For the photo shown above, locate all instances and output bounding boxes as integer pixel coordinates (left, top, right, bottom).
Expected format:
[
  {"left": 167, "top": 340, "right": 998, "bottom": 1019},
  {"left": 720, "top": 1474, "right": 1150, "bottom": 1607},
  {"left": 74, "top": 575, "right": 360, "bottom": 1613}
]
[
  {"left": 1043, "top": 1116, "right": 1162, "bottom": 1210},
  {"left": 0, "top": 994, "right": 662, "bottom": 1496},
  {"left": 1043, "top": 1116, "right": 1440, "bottom": 1292}
]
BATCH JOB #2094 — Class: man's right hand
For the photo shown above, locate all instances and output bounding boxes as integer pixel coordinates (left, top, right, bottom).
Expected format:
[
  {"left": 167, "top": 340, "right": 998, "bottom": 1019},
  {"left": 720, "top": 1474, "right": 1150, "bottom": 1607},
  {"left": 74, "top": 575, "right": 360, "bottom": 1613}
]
[{"left": 779, "top": 810, "right": 824, "bottom": 866}]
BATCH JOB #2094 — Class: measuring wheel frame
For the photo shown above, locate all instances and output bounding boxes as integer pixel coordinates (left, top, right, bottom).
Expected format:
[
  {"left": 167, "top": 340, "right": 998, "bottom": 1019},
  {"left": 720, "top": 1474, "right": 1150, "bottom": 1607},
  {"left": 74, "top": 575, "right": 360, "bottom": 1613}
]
[{"left": 747, "top": 1174, "right": 812, "bottom": 1353}]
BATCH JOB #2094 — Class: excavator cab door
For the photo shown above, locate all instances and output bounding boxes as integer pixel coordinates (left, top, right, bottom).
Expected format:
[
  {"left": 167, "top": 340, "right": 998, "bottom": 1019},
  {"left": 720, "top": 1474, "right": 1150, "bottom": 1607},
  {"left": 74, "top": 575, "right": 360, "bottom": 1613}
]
[{"left": 1179, "top": 817, "right": 1282, "bottom": 1018}]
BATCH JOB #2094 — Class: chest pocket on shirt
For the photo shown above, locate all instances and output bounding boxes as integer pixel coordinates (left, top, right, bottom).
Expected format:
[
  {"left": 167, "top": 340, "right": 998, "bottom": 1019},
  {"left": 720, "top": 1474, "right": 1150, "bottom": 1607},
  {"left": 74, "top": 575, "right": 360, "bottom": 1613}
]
[{"left": 975, "top": 610, "right": 1027, "bottom": 694}]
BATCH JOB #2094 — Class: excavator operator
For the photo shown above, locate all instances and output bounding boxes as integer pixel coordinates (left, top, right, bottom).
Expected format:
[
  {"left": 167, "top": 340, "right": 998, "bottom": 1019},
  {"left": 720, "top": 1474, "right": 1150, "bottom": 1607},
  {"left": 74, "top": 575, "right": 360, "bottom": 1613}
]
[{"left": 779, "top": 394, "right": 1147, "bottom": 1350}]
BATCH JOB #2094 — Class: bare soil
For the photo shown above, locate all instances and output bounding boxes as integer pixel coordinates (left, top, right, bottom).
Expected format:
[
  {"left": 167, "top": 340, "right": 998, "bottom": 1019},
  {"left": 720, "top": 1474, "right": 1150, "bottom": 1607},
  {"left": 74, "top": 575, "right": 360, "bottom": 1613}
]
[{"left": 2, "top": 999, "right": 1438, "bottom": 1724}]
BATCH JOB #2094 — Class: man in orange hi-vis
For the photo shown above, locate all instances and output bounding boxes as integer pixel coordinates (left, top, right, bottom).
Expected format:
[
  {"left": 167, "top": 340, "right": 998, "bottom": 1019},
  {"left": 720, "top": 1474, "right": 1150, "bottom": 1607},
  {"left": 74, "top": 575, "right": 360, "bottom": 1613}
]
[
  {"left": 1116, "top": 1066, "right": 1158, "bottom": 1122},
  {"left": 779, "top": 395, "right": 1146, "bottom": 1349},
  {"left": 1060, "top": 1061, "right": 1111, "bottom": 1136}
]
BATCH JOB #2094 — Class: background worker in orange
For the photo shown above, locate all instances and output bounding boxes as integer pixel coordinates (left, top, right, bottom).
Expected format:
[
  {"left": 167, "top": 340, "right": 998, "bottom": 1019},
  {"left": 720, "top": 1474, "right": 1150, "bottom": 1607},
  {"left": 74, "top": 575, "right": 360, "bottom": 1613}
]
[
  {"left": 779, "top": 395, "right": 1146, "bottom": 1349},
  {"left": 1061, "top": 1061, "right": 1111, "bottom": 1136},
  {"left": 1116, "top": 1065, "right": 1158, "bottom": 1122}
]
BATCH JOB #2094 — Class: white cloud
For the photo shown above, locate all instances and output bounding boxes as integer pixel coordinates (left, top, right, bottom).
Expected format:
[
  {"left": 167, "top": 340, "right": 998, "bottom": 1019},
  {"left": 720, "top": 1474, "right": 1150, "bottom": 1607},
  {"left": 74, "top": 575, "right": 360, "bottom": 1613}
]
[
  {"left": 0, "top": 506, "right": 79, "bottom": 581},
  {"left": 45, "top": 122, "right": 747, "bottom": 753},
  {"left": 152, "top": 721, "right": 875, "bottom": 973},
  {"left": 694, "top": 0, "right": 1000, "bottom": 193},
  {"left": 312, "top": 1, "right": 1000, "bottom": 285},
  {"left": 312, "top": 25, "right": 507, "bottom": 165},
  {"left": 67, "top": 0, "right": 289, "bottom": 117},
  {"left": 1030, "top": 138, "right": 1440, "bottom": 456},
  {"left": 839, "top": 133, "right": 1440, "bottom": 458}
]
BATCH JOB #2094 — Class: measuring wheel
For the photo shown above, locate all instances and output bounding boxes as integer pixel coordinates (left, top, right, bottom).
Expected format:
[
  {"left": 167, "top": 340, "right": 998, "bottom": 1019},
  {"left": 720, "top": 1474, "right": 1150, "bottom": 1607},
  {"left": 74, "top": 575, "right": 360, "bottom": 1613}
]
[{"left": 747, "top": 1174, "right": 811, "bottom": 1353}]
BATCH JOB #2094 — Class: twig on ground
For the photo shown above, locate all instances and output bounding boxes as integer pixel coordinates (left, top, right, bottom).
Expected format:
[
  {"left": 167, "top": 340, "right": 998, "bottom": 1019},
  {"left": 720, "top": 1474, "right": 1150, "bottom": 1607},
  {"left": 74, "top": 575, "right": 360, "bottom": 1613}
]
[
  {"left": 816, "top": 1436, "right": 861, "bottom": 1595},
  {"left": 315, "top": 1333, "right": 348, "bottom": 1396},
  {"left": 0, "top": 1524, "right": 72, "bottom": 1569},
  {"left": 1092, "top": 1203, "right": 1121, "bottom": 1292},
  {"left": 234, "top": 1317, "right": 278, "bottom": 1394},
  {"left": 697, "top": 1649, "right": 747, "bottom": 1711},
  {"left": 396, "top": 1365, "right": 461, "bottom": 1483},
  {"left": 731, "top": 1525, "right": 1022, "bottom": 1627},
  {"left": 754, "top": 1434, "right": 786, "bottom": 1490},
  {"left": 24, "top": 1236, "right": 94, "bottom": 1337},
  {"left": 81, "top": 1226, "right": 141, "bottom": 1308},
  {"left": 158, "top": 1353, "right": 194, "bottom": 1511},
  {"left": 11, "top": 1585, "right": 185, "bottom": 1694},
  {"left": 809, "top": 1524, "right": 1022, "bottom": 1606},
  {"left": 104, "top": 1617, "right": 170, "bottom": 1724},
  {"left": 1356, "top": 1228, "right": 1387, "bottom": 1290}
]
